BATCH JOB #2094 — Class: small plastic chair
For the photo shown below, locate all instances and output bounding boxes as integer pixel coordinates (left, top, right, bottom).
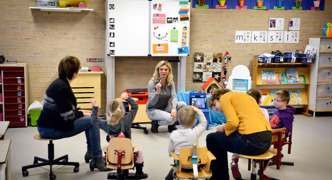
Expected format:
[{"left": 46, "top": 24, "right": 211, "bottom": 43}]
[{"left": 171, "top": 143, "right": 216, "bottom": 180}]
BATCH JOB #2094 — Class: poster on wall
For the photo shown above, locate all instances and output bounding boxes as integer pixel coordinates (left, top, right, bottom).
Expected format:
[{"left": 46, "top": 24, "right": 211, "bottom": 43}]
[
  {"left": 235, "top": 31, "right": 251, "bottom": 43},
  {"left": 268, "top": 31, "right": 284, "bottom": 43},
  {"left": 284, "top": 31, "right": 300, "bottom": 43},
  {"left": 251, "top": 31, "right": 268, "bottom": 43},
  {"left": 269, "top": 18, "right": 284, "bottom": 31},
  {"left": 151, "top": 1, "right": 190, "bottom": 56},
  {"left": 193, "top": 52, "right": 222, "bottom": 82},
  {"left": 289, "top": 18, "right": 301, "bottom": 30}
]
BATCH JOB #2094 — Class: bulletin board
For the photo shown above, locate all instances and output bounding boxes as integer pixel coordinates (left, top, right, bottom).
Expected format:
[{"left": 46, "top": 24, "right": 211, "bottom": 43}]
[{"left": 107, "top": 0, "right": 190, "bottom": 57}]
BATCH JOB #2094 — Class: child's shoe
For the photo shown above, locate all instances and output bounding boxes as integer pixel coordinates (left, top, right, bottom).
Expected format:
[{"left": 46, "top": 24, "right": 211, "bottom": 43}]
[{"left": 135, "top": 163, "right": 148, "bottom": 179}]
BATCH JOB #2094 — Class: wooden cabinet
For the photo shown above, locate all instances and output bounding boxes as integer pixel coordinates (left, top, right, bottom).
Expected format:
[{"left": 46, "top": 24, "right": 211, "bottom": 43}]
[
  {"left": 0, "top": 63, "right": 28, "bottom": 127},
  {"left": 70, "top": 71, "right": 103, "bottom": 109},
  {"left": 308, "top": 37, "right": 332, "bottom": 116},
  {"left": 252, "top": 57, "right": 311, "bottom": 116}
]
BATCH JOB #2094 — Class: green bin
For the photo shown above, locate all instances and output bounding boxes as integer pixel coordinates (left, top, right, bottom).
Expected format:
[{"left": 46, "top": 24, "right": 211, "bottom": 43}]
[{"left": 30, "top": 109, "right": 42, "bottom": 126}]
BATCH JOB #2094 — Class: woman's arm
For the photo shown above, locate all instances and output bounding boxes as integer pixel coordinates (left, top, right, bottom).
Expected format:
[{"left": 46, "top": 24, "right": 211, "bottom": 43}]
[
  {"left": 147, "top": 79, "right": 160, "bottom": 108},
  {"left": 170, "top": 80, "right": 178, "bottom": 109}
]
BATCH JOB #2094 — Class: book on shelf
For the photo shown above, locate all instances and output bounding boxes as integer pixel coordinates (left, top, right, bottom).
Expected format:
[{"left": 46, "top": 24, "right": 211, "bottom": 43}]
[
  {"left": 282, "top": 71, "right": 288, "bottom": 84},
  {"left": 261, "top": 70, "right": 275, "bottom": 84},
  {"left": 286, "top": 68, "right": 299, "bottom": 84},
  {"left": 289, "top": 90, "right": 302, "bottom": 104},
  {"left": 262, "top": 94, "right": 273, "bottom": 106},
  {"left": 275, "top": 70, "right": 284, "bottom": 84},
  {"left": 299, "top": 75, "right": 306, "bottom": 83}
]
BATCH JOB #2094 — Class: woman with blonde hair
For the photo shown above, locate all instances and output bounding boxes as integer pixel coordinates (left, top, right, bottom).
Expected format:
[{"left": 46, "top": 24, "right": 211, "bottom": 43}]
[{"left": 146, "top": 60, "right": 187, "bottom": 133}]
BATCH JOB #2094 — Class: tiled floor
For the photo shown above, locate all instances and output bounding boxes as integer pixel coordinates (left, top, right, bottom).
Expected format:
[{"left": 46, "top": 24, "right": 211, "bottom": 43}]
[{"left": 5, "top": 114, "right": 332, "bottom": 180}]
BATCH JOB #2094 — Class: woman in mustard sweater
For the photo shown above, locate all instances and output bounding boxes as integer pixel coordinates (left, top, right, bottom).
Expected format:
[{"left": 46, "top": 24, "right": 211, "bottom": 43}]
[{"left": 206, "top": 89, "right": 272, "bottom": 180}]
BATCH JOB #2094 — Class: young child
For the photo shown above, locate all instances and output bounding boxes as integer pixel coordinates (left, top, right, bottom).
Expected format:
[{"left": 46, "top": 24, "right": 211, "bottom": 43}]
[
  {"left": 230, "top": 88, "right": 270, "bottom": 180},
  {"left": 270, "top": 90, "right": 295, "bottom": 136},
  {"left": 91, "top": 92, "right": 148, "bottom": 179},
  {"left": 165, "top": 106, "right": 207, "bottom": 180}
]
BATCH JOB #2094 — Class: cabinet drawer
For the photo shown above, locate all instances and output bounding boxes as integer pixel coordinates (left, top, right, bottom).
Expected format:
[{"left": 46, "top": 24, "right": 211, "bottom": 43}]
[
  {"left": 317, "top": 83, "right": 332, "bottom": 96},
  {"left": 316, "top": 98, "right": 332, "bottom": 111},
  {"left": 320, "top": 39, "right": 332, "bottom": 52},
  {"left": 318, "top": 68, "right": 332, "bottom": 81},
  {"left": 319, "top": 54, "right": 332, "bottom": 67}
]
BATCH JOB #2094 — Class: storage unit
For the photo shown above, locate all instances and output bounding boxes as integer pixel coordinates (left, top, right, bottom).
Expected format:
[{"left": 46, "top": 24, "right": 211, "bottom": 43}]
[
  {"left": 252, "top": 57, "right": 311, "bottom": 116},
  {"left": 308, "top": 37, "right": 332, "bottom": 117},
  {"left": 70, "top": 71, "right": 104, "bottom": 109},
  {"left": 0, "top": 64, "right": 28, "bottom": 127}
]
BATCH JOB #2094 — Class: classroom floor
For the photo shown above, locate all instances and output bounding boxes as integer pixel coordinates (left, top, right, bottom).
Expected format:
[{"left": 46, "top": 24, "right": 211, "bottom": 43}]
[{"left": 5, "top": 114, "right": 332, "bottom": 180}]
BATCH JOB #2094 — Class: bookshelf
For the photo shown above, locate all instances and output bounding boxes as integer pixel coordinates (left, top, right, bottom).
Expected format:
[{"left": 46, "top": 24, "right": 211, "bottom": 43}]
[
  {"left": 0, "top": 63, "right": 28, "bottom": 127},
  {"left": 308, "top": 37, "right": 332, "bottom": 117},
  {"left": 252, "top": 57, "right": 311, "bottom": 116}
]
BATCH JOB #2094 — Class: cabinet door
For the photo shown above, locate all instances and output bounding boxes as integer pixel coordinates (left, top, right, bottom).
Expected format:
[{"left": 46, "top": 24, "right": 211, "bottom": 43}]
[
  {"left": 320, "top": 40, "right": 332, "bottom": 52},
  {"left": 319, "top": 54, "right": 332, "bottom": 67},
  {"left": 318, "top": 68, "right": 332, "bottom": 81},
  {"left": 317, "top": 83, "right": 332, "bottom": 96},
  {"left": 316, "top": 98, "right": 332, "bottom": 111}
]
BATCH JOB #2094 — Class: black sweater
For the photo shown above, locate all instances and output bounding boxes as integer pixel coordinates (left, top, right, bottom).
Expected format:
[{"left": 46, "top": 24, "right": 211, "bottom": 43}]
[{"left": 37, "top": 77, "right": 83, "bottom": 131}]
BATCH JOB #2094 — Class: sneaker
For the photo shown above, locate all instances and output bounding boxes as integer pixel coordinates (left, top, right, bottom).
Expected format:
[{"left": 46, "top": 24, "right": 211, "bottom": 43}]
[{"left": 231, "top": 162, "right": 242, "bottom": 180}]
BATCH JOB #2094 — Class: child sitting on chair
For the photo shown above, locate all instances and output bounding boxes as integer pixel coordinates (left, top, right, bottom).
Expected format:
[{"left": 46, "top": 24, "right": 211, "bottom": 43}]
[
  {"left": 231, "top": 88, "right": 270, "bottom": 180},
  {"left": 270, "top": 90, "right": 295, "bottom": 136},
  {"left": 91, "top": 92, "right": 148, "bottom": 179},
  {"left": 165, "top": 106, "right": 207, "bottom": 180}
]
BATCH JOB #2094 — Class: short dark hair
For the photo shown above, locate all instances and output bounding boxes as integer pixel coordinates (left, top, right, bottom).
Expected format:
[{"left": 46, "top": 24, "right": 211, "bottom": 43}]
[
  {"left": 208, "top": 88, "right": 230, "bottom": 109},
  {"left": 275, "top": 90, "right": 290, "bottom": 104},
  {"left": 58, "top": 56, "right": 80, "bottom": 80}
]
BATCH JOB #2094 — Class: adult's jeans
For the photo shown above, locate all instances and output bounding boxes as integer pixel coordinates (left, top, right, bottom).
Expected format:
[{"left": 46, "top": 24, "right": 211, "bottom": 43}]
[
  {"left": 206, "top": 131, "right": 271, "bottom": 180},
  {"left": 38, "top": 116, "right": 102, "bottom": 158}
]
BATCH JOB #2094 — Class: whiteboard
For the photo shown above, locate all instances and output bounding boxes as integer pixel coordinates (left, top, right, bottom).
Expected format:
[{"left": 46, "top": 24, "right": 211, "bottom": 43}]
[
  {"left": 107, "top": 0, "right": 150, "bottom": 56},
  {"left": 106, "top": 0, "right": 190, "bottom": 56}
]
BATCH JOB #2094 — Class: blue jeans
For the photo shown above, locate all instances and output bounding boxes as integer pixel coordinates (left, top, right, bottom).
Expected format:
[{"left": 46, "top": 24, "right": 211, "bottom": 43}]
[
  {"left": 206, "top": 131, "right": 271, "bottom": 180},
  {"left": 38, "top": 116, "right": 102, "bottom": 158}
]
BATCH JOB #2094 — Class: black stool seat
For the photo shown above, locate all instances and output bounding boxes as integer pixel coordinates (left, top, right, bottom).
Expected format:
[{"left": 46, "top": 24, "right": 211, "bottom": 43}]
[{"left": 22, "top": 134, "right": 79, "bottom": 180}]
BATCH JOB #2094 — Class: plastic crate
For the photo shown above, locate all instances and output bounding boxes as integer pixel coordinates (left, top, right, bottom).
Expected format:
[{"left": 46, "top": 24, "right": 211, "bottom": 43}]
[
  {"left": 255, "top": 55, "right": 273, "bottom": 63},
  {"left": 260, "top": 105, "right": 277, "bottom": 118},
  {"left": 35, "top": 0, "right": 58, "bottom": 7},
  {"left": 30, "top": 109, "right": 42, "bottom": 126},
  {"left": 273, "top": 56, "right": 285, "bottom": 63}
]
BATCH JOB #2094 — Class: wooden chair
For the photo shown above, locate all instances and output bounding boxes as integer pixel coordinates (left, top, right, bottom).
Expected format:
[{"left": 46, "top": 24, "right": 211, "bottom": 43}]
[
  {"left": 238, "top": 148, "right": 277, "bottom": 180},
  {"left": 22, "top": 134, "right": 79, "bottom": 180},
  {"left": 270, "top": 127, "right": 294, "bottom": 169},
  {"left": 105, "top": 137, "right": 142, "bottom": 179},
  {"left": 171, "top": 144, "right": 216, "bottom": 180}
]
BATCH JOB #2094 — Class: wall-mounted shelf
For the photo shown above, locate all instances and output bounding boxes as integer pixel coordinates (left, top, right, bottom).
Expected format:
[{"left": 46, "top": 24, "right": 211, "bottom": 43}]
[{"left": 29, "top": 7, "right": 94, "bottom": 12}]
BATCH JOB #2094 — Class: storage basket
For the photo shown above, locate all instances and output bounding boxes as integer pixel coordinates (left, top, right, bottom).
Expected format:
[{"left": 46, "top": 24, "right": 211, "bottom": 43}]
[
  {"left": 273, "top": 56, "right": 285, "bottom": 63},
  {"left": 35, "top": 0, "right": 58, "bottom": 7},
  {"left": 30, "top": 109, "right": 42, "bottom": 126}
]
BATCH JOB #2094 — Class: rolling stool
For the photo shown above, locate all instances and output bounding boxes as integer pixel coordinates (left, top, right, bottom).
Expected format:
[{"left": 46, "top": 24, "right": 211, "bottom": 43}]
[
  {"left": 237, "top": 148, "right": 277, "bottom": 180},
  {"left": 22, "top": 134, "right": 79, "bottom": 180}
]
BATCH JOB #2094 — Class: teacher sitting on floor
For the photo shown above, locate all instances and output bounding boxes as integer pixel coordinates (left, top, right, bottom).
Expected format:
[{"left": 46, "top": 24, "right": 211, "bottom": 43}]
[{"left": 146, "top": 60, "right": 186, "bottom": 133}]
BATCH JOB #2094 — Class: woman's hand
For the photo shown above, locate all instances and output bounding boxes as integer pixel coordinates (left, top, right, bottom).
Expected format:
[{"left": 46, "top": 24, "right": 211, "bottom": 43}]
[
  {"left": 216, "top": 125, "right": 225, "bottom": 133},
  {"left": 92, "top": 100, "right": 98, "bottom": 107},
  {"left": 81, "top": 110, "right": 92, "bottom": 117},
  {"left": 120, "top": 92, "right": 129, "bottom": 100},
  {"left": 155, "top": 82, "right": 161, "bottom": 94},
  {"left": 171, "top": 108, "right": 177, "bottom": 120}
]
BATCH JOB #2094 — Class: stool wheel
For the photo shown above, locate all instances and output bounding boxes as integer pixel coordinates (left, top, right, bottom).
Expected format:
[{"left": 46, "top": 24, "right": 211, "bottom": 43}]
[
  {"left": 22, "top": 170, "right": 29, "bottom": 177},
  {"left": 73, "top": 166, "right": 79, "bottom": 173},
  {"left": 49, "top": 173, "right": 56, "bottom": 180}
]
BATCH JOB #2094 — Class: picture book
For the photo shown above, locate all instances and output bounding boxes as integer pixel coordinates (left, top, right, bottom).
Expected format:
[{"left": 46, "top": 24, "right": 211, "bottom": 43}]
[
  {"left": 270, "top": 90, "right": 278, "bottom": 98},
  {"left": 282, "top": 71, "right": 288, "bottom": 84},
  {"left": 275, "top": 70, "right": 284, "bottom": 84},
  {"left": 262, "top": 94, "right": 273, "bottom": 106},
  {"left": 299, "top": 75, "right": 306, "bottom": 84},
  {"left": 286, "top": 68, "right": 299, "bottom": 84},
  {"left": 233, "top": 79, "right": 249, "bottom": 92},
  {"left": 289, "top": 90, "right": 302, "bottom": 104},
  {"left": 261, "top": 70, "right": 275, "bottom": 84}
]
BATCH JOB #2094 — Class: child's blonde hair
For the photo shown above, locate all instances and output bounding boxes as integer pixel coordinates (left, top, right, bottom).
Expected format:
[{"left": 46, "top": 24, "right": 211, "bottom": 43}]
[
  {"left": 275, "top": 90, "right": 290, "bottom": 104},
  {"left": 178, "top": 106, "right": 195, "bottom": 128},
  {"left": 106, "top": 100, "right": 124, "bottom": 124}
]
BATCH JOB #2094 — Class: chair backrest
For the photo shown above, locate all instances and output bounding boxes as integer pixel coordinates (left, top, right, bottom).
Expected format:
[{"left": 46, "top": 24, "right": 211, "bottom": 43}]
[
  {"left": 179, "top": 147, "right": 208, "bottom": 167},
  {"left": 226, "top": 65, "right": 252, "bottom": 92},
  {"left": 106, "top": 137, "right": 133, "bottom": 165}
]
